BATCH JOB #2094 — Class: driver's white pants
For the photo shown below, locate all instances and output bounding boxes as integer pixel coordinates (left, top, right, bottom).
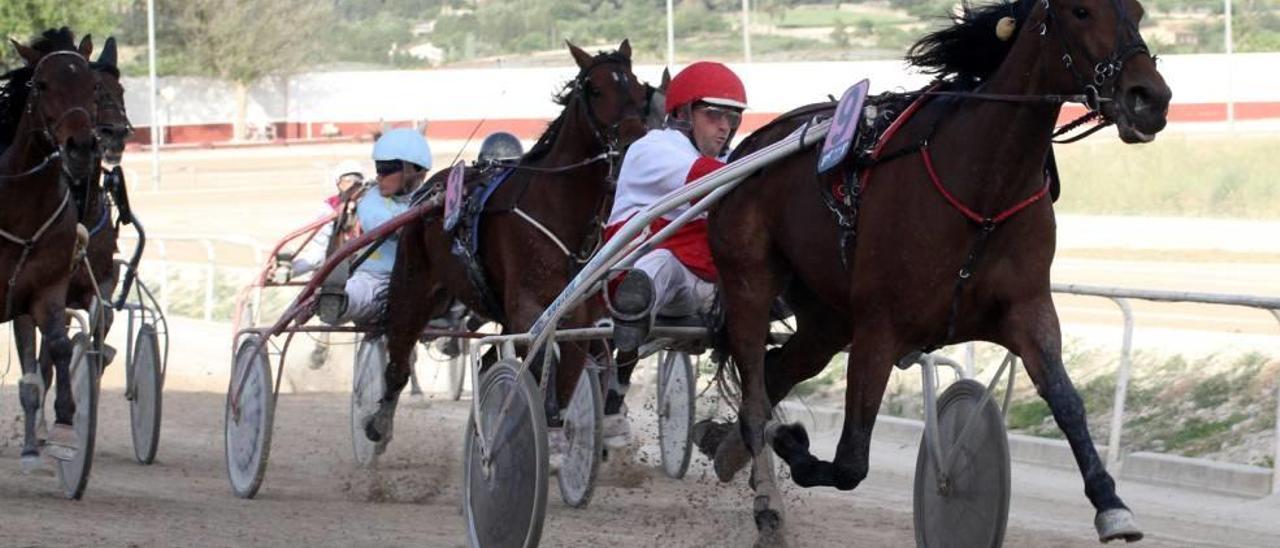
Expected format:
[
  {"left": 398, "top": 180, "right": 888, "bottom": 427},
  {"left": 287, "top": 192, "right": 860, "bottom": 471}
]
[{"left": 634, "top": 249, "right": 715, "bottom": 320}]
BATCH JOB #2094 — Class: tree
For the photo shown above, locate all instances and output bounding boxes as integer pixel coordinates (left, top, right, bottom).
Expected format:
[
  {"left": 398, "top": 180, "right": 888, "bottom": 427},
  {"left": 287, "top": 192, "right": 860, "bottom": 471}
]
[
  {"left": 0, "top": 0, "right": 124, "bottom": 70},
  {"left": 170, "top": 0, "right": 330, "bottom": 140}
]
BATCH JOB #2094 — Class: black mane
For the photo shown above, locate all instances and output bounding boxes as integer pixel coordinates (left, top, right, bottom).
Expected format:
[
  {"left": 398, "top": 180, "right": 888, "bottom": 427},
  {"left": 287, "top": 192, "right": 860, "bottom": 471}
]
[
  {"left": 0, "top": 27, "right": 80, "bottom": 151},
  {"left": 905, "top": 0, "right": 1036, "bottom": 84},
  {"left": 521, "top": 50, "right": 631, "bottom": 165}
]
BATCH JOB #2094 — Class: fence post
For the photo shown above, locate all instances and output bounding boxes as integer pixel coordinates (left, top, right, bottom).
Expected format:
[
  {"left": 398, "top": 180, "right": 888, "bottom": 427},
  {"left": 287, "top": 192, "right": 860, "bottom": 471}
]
[
  {"left": 1106, "top": 297, "right": 1135, "bottom": 472},
  {"left": 202, "top": 240, "right": 216, "bottom": 321},
  {"left": 156, "top": 239, "right": 169, "bottom": 314},
  {"left": 1270, "top": 309, "right": 1280, "bottom": 494}
]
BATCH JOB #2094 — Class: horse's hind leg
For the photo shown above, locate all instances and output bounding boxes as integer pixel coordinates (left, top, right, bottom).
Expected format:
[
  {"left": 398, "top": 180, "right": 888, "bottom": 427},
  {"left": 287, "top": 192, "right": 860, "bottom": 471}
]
[
  {"left": 14, "top": 315, "right": 45, "bottom": 470},
  {"left": 1000, "top": 296, "right": 1141, "bottom": 542}
]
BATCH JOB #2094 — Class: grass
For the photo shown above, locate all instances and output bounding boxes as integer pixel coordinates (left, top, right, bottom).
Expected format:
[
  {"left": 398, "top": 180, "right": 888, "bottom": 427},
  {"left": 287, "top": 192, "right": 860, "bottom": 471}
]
[
  {"left": 1054, "top": 133, "right": 1280, "bottom": 218},
  {"left": 772, "top": 7, "right": 913, "bottom": 28}
]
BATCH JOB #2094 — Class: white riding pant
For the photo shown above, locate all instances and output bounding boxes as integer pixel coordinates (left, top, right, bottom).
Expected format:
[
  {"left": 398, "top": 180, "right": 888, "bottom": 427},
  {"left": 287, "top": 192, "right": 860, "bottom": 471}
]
[
  {"left": 339, "top": 270, "right": 390, "bottom": 326},
  {"left": 634, "top": 248, "right": 716, "bottom": 320}
]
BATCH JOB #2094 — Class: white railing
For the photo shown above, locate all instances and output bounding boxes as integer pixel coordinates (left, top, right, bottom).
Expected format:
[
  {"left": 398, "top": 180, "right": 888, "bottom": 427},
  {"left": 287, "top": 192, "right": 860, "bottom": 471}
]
[
  {"left": 1043, "top": 284, "right": 1280, "bottom": 492},
  {"left": 118, "top": 234, "right": 265, "bottom": 321}
]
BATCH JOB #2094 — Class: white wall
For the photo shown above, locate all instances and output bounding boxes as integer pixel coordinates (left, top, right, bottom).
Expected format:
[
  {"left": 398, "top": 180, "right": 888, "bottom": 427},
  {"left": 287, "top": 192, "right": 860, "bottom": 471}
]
[{"left": 122, "top": 53, "right": 1280, "bottom": 127}]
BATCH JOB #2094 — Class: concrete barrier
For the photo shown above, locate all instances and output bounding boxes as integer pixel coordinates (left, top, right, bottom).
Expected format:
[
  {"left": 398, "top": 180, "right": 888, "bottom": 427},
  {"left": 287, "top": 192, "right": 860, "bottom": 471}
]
[
  {"left": 1121, "top": 451, "right": 1274, "bottom": 498},
  {"left": 777, "top": 400, "right": 1277, "bottom": 498}
]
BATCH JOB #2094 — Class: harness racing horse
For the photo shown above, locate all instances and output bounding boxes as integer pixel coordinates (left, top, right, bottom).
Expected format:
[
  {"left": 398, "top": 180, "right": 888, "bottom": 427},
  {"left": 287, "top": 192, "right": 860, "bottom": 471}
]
[
  {"left": 703, "top": 0, "right": 1169, "bottom": 543},
  {"left": 367, "top": 41, "right": 650, "bottom": 451},
  {"left": 0, "top": 31, "right": 101, "bottom": 470},
  {"left": 10, "top": 31, "right": 134, "bottom": 454}
]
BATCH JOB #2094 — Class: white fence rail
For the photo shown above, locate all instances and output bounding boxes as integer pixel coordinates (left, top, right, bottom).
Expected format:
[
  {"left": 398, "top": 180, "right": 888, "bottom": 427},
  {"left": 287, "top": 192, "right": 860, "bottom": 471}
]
[{"left": 1046, "top": 283, "right": 1280, "bottom": 493}]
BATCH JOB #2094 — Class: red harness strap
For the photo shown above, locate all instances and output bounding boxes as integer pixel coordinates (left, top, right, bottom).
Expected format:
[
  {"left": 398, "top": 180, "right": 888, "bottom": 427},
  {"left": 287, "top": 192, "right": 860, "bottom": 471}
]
[{"left": 920, "top": 145, "right": 1051, "bottom": 225}]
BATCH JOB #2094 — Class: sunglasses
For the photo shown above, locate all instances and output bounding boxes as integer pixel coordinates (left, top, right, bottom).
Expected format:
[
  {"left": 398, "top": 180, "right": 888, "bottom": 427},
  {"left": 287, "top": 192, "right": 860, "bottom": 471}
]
[
  {"left": 375, "top": 160, "right": 404, "bottom": 176},
  {"left": 694, "top": 104, "right": 743, "bottom": 128}
]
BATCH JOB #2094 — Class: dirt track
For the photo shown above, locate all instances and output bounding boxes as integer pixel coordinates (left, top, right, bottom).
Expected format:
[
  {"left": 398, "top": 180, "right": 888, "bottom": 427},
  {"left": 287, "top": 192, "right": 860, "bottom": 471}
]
[{"left": 6, "top": 379, "right": 1279, "bottom": 547}]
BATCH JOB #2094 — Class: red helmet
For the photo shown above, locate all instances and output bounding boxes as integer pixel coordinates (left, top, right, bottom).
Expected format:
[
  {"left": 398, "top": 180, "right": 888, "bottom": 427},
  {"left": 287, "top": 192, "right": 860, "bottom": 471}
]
[{"left": 664, "top": 61, "right": 747, "bottom": 114}]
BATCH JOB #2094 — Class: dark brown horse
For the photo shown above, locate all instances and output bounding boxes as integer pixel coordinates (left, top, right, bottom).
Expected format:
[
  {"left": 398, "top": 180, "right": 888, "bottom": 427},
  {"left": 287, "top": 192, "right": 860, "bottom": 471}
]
[
  {"left": 364, "top": 40, "right": 650, "bottom": 448},
  {"left": 704, "top": 0, "right": 1169, "bottom": 543},
  {"left": 0, "top": 30, "right": 100, "bottom": 467}
]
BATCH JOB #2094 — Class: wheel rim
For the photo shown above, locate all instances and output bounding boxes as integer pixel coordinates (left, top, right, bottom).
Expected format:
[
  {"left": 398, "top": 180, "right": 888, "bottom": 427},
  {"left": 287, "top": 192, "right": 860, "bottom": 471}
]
[
  {"left": 56, "top": 335, "right": 97, "bottom": 499},
  {"left": 658, "top": 351, "right": 694, "bottom": 479},
  {"left": 225, "top": 337, "right": 271, "bottom": 497},
  {"left": 351, "top": 337, "right": 386, "bottom": 466},
  {"left": 465, "top": 360, "right": 547, "bottom": 548},
  {"left": 130, "top": 324, "right": 162, "bottom": 464},
  {"left": 557, "top": 367, "right": 601, "bottom": 507},
  {"left": 913, "top": 379, "right": 1010, "bottom": 548}
]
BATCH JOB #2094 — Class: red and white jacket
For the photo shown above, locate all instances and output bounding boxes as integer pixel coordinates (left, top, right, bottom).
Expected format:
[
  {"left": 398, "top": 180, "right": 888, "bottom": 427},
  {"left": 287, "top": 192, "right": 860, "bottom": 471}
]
[{"left": 605, "top": 129, "right": 725, "bottom": 282}]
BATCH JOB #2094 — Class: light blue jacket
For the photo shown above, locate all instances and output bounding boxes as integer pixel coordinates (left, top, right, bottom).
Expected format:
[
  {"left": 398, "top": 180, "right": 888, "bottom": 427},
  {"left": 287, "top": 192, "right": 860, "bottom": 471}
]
[{"left": 354, "top": 189, "right": 411, "bottom": 275}]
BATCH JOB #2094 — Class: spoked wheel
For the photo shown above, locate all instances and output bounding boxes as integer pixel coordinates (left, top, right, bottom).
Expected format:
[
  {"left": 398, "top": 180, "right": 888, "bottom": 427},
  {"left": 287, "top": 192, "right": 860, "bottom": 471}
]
[
  {"left": 464, "top": 358, "right": 548, "bottom": 548},
  {"left": 224, "top": 335, "right": 275, "bottom": 499},
  {"left": 657, "top": 351, "right": 695, "bottom": 479},
  {"left": 449, "top": 338, "right": 471, "bottom": 401},
  {"left": 55, "top": 333, "right": 99, "bottom": 500},
  {"left": 913, "top": 379, "right": 1010, "bottom": 548},
  {"left": 351, "top": 336, "right": 387, "bottom": 466},
  {"left": 556, "top": 365, "right": 602, "bottom": 508},
  {"left": 129, "top": 323, "right": 163, "bottom": 465}
]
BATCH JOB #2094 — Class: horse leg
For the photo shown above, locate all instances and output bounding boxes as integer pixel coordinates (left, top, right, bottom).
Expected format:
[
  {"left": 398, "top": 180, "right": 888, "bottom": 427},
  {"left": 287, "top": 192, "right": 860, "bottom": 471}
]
[
  {"left": 701, "top": 289, "right": 849, "bottom": 483},
  {"left": 718, "top": 261, "right": 789, "bottom": 543},
  {"left": 14, "top": 315, "right": 45, "bottom": 470},
  {"left": 31, "top": 287, "right": 76, "bottom": 460},
  {"left": 1001, "top": 296, "right": 1141, "bottom": 542},
  {"left": 769, "top": 320, "right": 896, "bottom": 491}
]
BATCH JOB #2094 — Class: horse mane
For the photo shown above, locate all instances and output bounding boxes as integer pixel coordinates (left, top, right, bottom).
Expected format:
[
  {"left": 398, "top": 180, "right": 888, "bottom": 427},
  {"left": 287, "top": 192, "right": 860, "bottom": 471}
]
[
  {"left": 0, "top": 27, "right": 79, "bottom": 151},
  {"left": 905, "top": 0, "right": 1037, "bottom": 84},
  {"left": 520, "top": 50, "right": 632, "bottom": 165}
]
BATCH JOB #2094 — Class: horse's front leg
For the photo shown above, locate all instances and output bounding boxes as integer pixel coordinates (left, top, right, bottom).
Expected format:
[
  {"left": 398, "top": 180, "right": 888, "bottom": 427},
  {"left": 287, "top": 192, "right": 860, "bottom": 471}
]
[
  {"left": 769, "top": 319, "right": 896, "bottom": 492},
  {"left": 14, "top": 315, "right": 45, "bottom": 471},
  {"left": 1001, "top": 295, "right": 1141, "bottom": 543},
  {"left": 31, "top": 285, "right": 76, "bottom": 461}
]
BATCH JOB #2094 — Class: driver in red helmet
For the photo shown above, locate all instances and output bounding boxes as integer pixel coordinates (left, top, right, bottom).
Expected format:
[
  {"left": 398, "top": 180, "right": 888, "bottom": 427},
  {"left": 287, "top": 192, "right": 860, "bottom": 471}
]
[{"left": 602, "top": 61, "right": 747, "bottom": 439}]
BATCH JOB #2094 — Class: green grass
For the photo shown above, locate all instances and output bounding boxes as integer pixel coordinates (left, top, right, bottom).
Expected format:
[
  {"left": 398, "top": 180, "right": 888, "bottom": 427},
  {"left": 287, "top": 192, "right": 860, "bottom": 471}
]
[
  {"left": 773, "top": 7, "right": 912, "bottom": 28},
  {"left": 1055, "top": 133, "right": 1280, "bottom": 218}
]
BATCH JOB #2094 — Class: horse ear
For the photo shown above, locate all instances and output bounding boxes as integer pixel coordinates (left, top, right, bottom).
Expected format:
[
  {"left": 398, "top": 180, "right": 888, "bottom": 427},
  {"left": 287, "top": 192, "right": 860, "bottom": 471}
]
[
  {"left": 12, "top": 40, "right": 40, "bottom": 66},
  {"left": 661, "top": 67, "right": 671, "bottom": 91},
  {"left": 565, "top": 40, "right": 592, "bottom": 70},
  {"left": 98, "top": 36, "right": 118, "bottom": 68},
  {"left": 78, "top": 34, "right": 94, "bottom": 59},
  {"left": 618, "top": 39, "right": 632, "bottom": 59}
]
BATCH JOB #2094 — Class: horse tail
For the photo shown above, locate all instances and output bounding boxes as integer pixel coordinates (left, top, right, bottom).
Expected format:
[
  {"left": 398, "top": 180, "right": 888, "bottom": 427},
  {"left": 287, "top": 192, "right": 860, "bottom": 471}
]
[{"left": 705, "top": 295, "right": 741, "bottom": 414}]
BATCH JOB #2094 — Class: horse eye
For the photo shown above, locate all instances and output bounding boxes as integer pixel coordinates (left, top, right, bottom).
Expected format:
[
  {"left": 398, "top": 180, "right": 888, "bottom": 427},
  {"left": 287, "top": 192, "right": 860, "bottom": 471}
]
[{"left": 1073, "top": 7, "right": 1090, "bottom": 19}]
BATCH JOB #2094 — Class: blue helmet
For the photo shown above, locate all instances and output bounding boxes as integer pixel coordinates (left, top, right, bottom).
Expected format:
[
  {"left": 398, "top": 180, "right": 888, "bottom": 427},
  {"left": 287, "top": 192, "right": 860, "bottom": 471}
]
[{"left": 372, "top": 128, "right": 432, "bottom": 171}]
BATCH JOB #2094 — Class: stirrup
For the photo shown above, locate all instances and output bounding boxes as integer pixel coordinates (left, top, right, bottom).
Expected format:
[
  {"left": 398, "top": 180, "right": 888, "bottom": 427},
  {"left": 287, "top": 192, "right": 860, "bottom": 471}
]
[{"left": 603, "top": 268, "right": 654, "bottom": 322}]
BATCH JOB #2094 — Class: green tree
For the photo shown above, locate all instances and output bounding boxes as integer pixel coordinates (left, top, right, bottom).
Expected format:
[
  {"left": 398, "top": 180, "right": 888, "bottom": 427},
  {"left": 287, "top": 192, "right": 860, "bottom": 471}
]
[
  {"left": 169, "top": 0, "right": 330, "bottom": 139},
  {"left": 0, "top": 0, "right": 125, "bottom": 69}
]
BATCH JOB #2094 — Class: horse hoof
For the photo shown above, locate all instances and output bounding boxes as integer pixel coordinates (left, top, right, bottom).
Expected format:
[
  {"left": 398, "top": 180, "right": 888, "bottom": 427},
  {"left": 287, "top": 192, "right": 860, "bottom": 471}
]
[
  {"left": 713, "top": 430, "right": 751, "bottom": 483},
  {"left": 753, "top": 496, "right": 787, "bottom": 547},
  {"left": 692, "top": 419, "right": 728, "bottom": 457},
  {"left": 20, "top": 454, "right": 43, "bottom": 474},
  {"left": 46, "top": 424, "right": 78, "bottom": 462},
  {"left": 1096, "top": 508, "right": 1143, "bottom": 543},
  {"left": 767, "top": 423, "right": 809, "bottom": 457},
  {"left": 547, "top": 428, "right": 566, "bottom": 474}
]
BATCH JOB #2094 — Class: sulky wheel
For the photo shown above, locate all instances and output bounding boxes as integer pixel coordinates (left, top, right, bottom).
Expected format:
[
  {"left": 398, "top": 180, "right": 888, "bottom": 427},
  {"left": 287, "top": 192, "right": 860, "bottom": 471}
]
[
  {"left": 351, "top": 336, "right": 387, "bottom": 466},
  {"left": 224, "top": 335, "right": 275, "bottom": 499},
  {"left": 464, "top": 358, "right": 548, "bottom": 548},
  {"left": 129, "top": 323, "right": 163, "bottom": 465},
  {"left": 913, "top": 379, "right": 1010, "bottom": 548},
  {"left": 657, "top": 351, "right": 696, "bottom": 480},
  {"left": 556, "top": 366, "right": 602, "bottom": 508},
  {"left": 54, "top": 333, "right": 99, "bottom": 500}
]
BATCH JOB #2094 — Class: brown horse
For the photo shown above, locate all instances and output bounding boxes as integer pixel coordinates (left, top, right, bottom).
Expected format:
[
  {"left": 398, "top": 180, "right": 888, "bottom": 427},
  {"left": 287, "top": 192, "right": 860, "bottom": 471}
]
[
  {"left": 14, "top": 33, "right": 135, "bottom": 451},
  {"left": 365, "top": 40, "right": 650, "bottom": 448},
  {"left": 0, "top": 30, "right": 100, "bottom": 467},
  {"left": 704, "top": 0, "right": 1169, "bottom": 543}
]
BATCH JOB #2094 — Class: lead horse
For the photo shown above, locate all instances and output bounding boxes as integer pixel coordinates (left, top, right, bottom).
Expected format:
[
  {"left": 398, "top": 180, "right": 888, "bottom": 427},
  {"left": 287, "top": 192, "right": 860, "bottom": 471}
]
[
  {"left": 0, "top": 30, "right": 100, "bottom": 471},
  {"left": 704, "top": 0, "right": 1170, "bottom": 543}
]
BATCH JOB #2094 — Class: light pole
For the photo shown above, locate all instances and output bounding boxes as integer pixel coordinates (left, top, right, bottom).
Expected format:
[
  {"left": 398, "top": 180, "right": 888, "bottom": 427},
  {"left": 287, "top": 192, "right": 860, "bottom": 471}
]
[
  {"left": 666, "top": 0, "right": 675, "bottom": 67},
  {"left": 147, "top": 0, "right": 158, "bottom": 191},
  {"left": 1224, "top": 0, "right": 1235, "bottom": 128},
  {"left": 742, "top": 0, "right": 752, "bottom": 63}
]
